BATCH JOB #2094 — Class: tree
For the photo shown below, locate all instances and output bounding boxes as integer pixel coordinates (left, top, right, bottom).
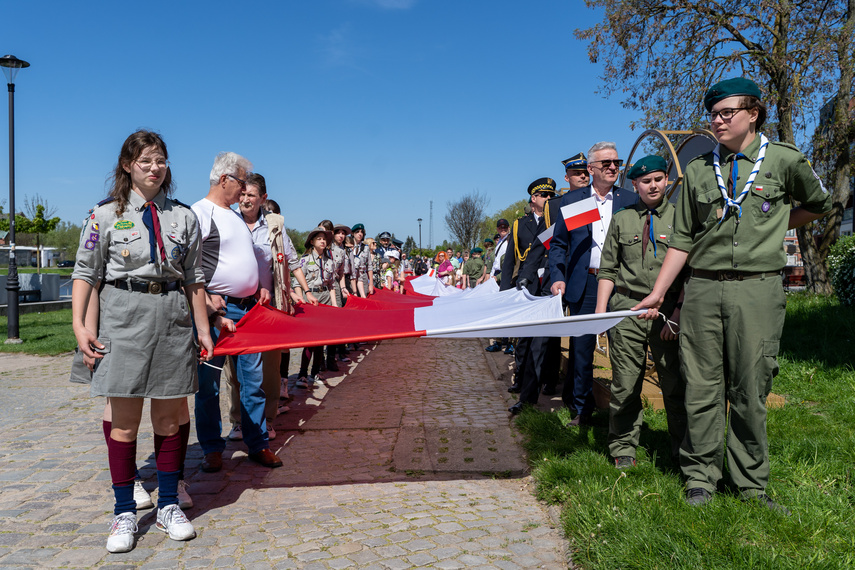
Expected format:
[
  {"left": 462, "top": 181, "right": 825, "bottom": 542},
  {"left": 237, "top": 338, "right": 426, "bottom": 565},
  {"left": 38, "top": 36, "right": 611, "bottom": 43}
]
[
  {"left": 483, "top": 200, "right": 529, "bottom": 240},
  {"left": 43, "top": 221, "right": 83, "bottom": 261},
  {"left": 577, "top": 0, "right": 855, "bottom": 293},
  {"left": 445, "top": 190, "right": 489, "bottom": 252},
  {"left": 285, "top": 227, "right": 310, "bottom": 255},
  {"left": 403, "top": 235, "right": 417, "bottom": 254},
  {"left": 23, "top": 194, "right": 58, "bottom": 219}
]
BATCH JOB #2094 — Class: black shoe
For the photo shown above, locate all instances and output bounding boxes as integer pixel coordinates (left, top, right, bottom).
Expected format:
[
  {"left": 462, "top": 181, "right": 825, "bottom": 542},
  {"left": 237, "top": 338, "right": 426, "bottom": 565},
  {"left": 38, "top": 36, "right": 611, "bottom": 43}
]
[
  {"left": 568, "top": 414, "right": 592, "bottom": 427},
  {"left": 326, "top": 360, "right": 339, "bottom": 372},
  {"left": 508, "top": 402, "right": 525, "bottom": 415},
  {"left": 744, "top": 493, "right": 791, "bottom": 515},
  {"left": 614, "top": 456, "right": 636, "bottom": 470},
  {"left": 541, "top": 385, "right": 557, "bottom": 396},
  {"left": 508, "top": 383, "right": 521, "bottom": 393},
  {"left": 485, "top": 343, "right": 502, "bottom": 352},
  {"left": 503, "top": 345, "right": 515, "bottom": 355},
  {"left": 686, "top": 487, "right": 713, "bottom": 506}
]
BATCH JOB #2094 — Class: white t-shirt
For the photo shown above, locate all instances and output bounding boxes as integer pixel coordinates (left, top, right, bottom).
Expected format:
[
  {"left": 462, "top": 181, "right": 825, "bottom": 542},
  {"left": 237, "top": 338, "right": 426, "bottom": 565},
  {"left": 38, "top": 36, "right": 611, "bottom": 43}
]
[{"left": 192, "top": 198, "right": 259, "bottom": 298}]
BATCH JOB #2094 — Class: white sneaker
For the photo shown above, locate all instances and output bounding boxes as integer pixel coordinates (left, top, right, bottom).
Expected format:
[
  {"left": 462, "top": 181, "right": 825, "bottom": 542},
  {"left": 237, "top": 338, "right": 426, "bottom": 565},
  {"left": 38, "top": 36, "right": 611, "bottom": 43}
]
[
  {"left": 295, "top": 376, "right": 309, "bottom": 388},
  {"left": 177, "top": 480, "right": 193, "bottom": 510},
  {"left": 156, "top": 504, "right": 196, "bottom": 541},
  {"left": 279, "top": 378, "right": 290, "bottom": 399},
  {"left": 133, "top": 480, "right": 153, "bottom": 510},
  {"left": 268, "top": 426, "right": 277, "bottom": 440},
  {"left": 106, "top": 512, "right": 137, "bottom": 553},
  {"left": 228, "top": 424, "right": 243, "bottom": 441}
]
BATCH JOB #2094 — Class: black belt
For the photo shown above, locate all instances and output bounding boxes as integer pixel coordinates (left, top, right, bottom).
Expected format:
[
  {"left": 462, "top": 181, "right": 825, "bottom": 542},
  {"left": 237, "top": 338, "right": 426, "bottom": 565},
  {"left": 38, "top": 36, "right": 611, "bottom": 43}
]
[
  {"left": 615, "top": 285, "right": 677, "bottom": 303},
  {"left": 691, "top": 269, "right": 781, "bottom": 282},
  {"left": 108, "top": 279, "right": 181, "bottom": 294},
  {"left": 308, "top": 286, "right": 329, "bottom": 293},
  {"left": 224, "top": 295, "right": 256, "bottom": 307}
]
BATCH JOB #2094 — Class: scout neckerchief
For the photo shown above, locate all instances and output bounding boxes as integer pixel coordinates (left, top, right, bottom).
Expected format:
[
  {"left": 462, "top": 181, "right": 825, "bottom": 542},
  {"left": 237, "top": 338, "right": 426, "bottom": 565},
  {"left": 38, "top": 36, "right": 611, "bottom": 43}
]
[
  {"left": 142, "top": 201, "right": 167, "bottom": 264},
  {"left": 712, "top": 134, "right": 768, "bottom": 224},
  {"left": 641, "top": 208, "right": 658, "bottom": 259}
]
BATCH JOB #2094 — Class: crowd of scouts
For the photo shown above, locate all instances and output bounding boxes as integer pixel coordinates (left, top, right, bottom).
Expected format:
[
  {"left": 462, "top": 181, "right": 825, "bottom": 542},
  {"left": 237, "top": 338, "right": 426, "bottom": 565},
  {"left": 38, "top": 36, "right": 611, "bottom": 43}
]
[
  {"left": 487, "top": 77, "right": 831, "bottom": 514},
  {"left": 69, "top": 77, "right": 830, "bottom": 553}
]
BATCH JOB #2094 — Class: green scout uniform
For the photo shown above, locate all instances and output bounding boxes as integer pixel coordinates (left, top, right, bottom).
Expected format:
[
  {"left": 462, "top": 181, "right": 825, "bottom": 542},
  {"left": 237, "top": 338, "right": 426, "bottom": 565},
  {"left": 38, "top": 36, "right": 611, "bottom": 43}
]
[
  {"left": 673, "top": 135, "right": 831, "bottom": 496},
  {"left": 462, "top": 256, "right": 485, "bottom": 288},
  {"left": 599, "top": 200, "right": 687, "bottom": 460}
]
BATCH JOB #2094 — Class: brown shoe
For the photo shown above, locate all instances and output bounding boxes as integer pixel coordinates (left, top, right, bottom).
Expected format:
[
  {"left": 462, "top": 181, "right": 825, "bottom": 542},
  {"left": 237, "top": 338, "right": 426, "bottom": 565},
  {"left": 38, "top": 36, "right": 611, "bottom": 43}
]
[
  {"left": 248, "top": 448, "right": 283, "bottom": 468},
  {"left": 200, "top": 452, "right": 223, "bottom": 473},
  {"left": 568, "top": 414, "right": 592, "bottom": 427}
]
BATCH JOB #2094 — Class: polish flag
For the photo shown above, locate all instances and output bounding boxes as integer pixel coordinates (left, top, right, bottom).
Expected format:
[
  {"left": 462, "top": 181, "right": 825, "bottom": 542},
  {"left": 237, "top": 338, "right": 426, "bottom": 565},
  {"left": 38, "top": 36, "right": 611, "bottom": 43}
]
[
  {"left": 561, "top": 196, "right": 600, "bottom": 231},
  {"left": 537, "top": 225, "right": 555, "bottom": 249},
  {"left": 211, "top": 276, "right": 640, "bottom": 356}
]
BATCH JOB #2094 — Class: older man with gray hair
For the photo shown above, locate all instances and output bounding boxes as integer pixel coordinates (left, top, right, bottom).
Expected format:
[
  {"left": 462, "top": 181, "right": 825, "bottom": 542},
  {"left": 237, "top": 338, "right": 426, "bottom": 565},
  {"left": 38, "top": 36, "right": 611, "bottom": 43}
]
[
  {"left": 192, "top": 152, "right": 282, "bottom": 472},
  {"left": 547, "top": 142, "right": 639, "bottom": 426}
]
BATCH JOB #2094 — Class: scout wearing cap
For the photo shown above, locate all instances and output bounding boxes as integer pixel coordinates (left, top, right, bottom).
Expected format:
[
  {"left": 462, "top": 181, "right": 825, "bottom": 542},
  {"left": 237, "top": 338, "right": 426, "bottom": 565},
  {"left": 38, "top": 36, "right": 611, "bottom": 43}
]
[
  {"left": 633, "top": 77, "right": 832, "bottom": 509},
  {"left": 304, "top": 226, "right": 333, "bottom": 251},
  {"left": 333, "top": 224, "right": 351, "bottom": 235},
  {"left": 596, "top": 152, "right": 686, "bottom": 470},
  {"left": 461, "top": 246, "right": 486, "bottom": 288},
  {"left": 470, "top": 247, "right": 483, "bottom": 255}
]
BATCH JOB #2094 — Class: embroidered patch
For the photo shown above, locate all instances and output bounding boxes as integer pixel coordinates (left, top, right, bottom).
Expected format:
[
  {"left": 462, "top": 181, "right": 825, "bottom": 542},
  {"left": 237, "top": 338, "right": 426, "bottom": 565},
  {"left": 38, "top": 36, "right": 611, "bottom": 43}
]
[
  {"left": 114, "top": 220, "right": 134, "bottom": 230},
  {"left": 761, "top": 201, "right": 771, "bottom": 213},
  {"left": 659, "top": 235, "right": 667, "bottom": 239},
  {"left": 84, "top": 240, "right": 96, "bottom": 250},
  {"left": 171, "top": 246, "right": 181, "bottom": 260},
  {"left": 92, "top": 222, "right": 99, "bottom": 231},
  {"left": 277, "top": 253, "right": 284, "bottom": 263},
  {"left": 88, "top": 232, "right": 99, "bottom": 243}
]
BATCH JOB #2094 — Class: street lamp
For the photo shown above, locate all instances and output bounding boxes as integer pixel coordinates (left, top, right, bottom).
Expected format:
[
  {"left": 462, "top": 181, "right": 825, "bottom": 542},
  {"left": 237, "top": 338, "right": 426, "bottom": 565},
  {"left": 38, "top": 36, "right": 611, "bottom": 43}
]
[
  {"left": 417, "top": 218, "right": 423, "bottom": 251},
  {"left": 1, "top": 55, "right": 29, "bottom": 344}
]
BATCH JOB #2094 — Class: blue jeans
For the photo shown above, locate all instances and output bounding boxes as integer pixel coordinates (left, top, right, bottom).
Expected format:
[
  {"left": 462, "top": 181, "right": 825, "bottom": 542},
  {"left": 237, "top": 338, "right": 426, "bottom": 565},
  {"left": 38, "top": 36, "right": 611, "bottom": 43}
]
[{"left": 195, "top": 300, "right": 268, "bottom": 455}]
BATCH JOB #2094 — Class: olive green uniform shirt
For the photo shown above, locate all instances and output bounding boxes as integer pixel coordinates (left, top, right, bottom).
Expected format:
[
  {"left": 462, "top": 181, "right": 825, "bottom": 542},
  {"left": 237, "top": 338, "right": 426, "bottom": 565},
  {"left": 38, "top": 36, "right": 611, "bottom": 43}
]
[
  {"left": 462, "top": 256, "right": 485, "bottom": 287},
  {"left": 671, "top": 136, "right": 831, "bottom": 271}
]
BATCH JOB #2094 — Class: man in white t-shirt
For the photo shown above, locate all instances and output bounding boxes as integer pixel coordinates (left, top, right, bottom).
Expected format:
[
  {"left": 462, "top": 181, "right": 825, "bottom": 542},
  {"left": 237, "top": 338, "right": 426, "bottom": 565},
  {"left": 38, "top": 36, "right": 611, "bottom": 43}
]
[{"left": 192, "top": 152, "right": 282, "bottom": 473}]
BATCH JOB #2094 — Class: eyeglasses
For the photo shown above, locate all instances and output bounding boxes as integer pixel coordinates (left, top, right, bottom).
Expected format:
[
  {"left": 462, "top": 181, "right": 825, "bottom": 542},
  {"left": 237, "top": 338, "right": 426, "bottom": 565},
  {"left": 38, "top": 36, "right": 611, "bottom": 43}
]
[
  {"left": 707, "top": 107, "right": 748, "bottom": 122},
  {"left": 228, "top": 174, "right": 247, "bottom": 188},
  {"left": 135, "top": 158, "right": 169, "bottom": 170},
  {"left": 567, "top": 169, "right": 589, "bottom": 176},
  {"left": 591, "top": 159, "right": 623, "bottom": 169},
  {"left": 532, "top": 192, "right": 552, "bottom": 198}
]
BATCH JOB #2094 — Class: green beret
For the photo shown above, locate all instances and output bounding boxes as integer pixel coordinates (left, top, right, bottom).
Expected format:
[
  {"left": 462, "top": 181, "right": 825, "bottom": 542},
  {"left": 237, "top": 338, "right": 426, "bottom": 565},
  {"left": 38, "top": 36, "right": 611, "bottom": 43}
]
[
  {"left": 527, "top": 177, "right": 556, "bottom": 195},
  {"left": 351, "top": 223, "right": 365, "bottom": 232},
  {"left": 704, "top": 78, "right": 762, "bottom": 111},
  {"left": 483, "top": 238, "right": 494, "bottom": 244},
  {"left": 627, "top": 155, "right": 668, "bottom": 180},
  {"left": 470, "top": 247, "right": 483, "bottom": 254}
]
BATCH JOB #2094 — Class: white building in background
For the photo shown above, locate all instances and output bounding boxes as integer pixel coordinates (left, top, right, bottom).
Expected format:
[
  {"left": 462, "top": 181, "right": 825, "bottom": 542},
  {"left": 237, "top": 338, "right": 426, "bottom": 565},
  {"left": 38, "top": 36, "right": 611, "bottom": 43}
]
[{"left": 0, "top": 246, "right": 60, "bottom": 267}]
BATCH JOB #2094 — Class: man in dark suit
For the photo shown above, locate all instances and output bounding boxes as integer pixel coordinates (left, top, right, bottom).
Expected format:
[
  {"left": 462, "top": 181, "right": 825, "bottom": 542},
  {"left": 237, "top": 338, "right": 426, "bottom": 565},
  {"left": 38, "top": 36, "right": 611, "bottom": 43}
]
[
  {"left": 548, "top": 142, "right": 639, "bottom": 425},
  {"left": 501, "top": 177, "right": 557, "bottom": 414}
]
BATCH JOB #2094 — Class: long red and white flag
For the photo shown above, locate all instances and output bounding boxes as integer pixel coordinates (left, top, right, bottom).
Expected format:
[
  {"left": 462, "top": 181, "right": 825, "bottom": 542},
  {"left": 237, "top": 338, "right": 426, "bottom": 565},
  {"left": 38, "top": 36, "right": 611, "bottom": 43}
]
[
  {"left": 561, "top": 196, "right": 600, "bottom": 231},
  {"left": 212, "top": 276, "right": 641, "bottom": 356}
]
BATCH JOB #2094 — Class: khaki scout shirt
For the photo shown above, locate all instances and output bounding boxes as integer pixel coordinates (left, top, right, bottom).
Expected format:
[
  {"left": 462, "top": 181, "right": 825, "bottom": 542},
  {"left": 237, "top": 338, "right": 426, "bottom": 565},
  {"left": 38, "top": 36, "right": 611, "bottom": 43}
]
[
  {"left": 293, "top": 250, "right": 337, "bottom": 291},
  {"left": 599, "top": 200, "right": 682, "bottom": 298},
  {"left": 671, "top": 136, "right": 832, "bottom": 272},
  {"left": 331, "top": 243, "right": 349, "bottom": 280},
  {"left": 72, "top": 190, "right": 204, "bottom": 287},
  {"left": 350, "top": 242, "right": 371, "bottom": 281}
]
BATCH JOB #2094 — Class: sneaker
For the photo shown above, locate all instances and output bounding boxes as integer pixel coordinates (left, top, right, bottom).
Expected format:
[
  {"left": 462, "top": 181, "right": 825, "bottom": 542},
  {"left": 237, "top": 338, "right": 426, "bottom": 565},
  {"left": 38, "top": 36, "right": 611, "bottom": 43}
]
[
  {"left": 277, "top": 404, "right": 291, "bottom": 414},
  {"left": 745, "top": 493, "right": 791, "bottom": 515},
  {"left": 614, "top": 456, "right": 636, "bottom": 470},
  {"left": 279, "top": 378, "right": 290, "bottom": 399},
  {"left": 686, "top": 487, "right": 713, "bottom": 506},
  {"left": 307, "top": 375, "right": 318, "bottom": 387},
  {"left": 133, "top": 480, "right": 153, "bottom": 510},
  {"left": 340, "top": 356, "right": 351, "bottom": 363},
  {"left": 106, "top": 512, "right": 137, "bottom": 553},
  {"left": 268, "top": 426, "right": 277, "bottom": 440},
  {"left": 156, "top": 504, "right": 196, "bottom": 541},
  {"left": 228, "top": 424, "right": 243, "bottom": 441},
  {"left": 177, "top": 480, "right": 193, "bottom": 510},
  {"left": 295, "top": 376, "right": 309, "bottom": 388},
  {"left": 485, "top": 343, "right": 502, "bottom": 352},
  {"left": 503, "top": 344, "right": 515, "bottom": 355}
]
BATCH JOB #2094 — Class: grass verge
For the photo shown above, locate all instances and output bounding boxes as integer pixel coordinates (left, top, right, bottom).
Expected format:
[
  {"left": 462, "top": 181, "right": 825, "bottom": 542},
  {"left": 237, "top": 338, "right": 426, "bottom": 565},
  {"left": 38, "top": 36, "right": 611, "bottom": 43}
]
[
  {"left": 516, "top": 292, "right": 855, "bottom": 569},
  {"left": 0, "top": 308, "right": 76, "bottom": 355}
]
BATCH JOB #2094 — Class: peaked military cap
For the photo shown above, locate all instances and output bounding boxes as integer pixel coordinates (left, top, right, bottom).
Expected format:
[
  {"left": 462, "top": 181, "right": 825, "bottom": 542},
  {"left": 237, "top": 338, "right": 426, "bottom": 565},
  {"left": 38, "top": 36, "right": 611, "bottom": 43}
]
[
  {"left": 561, "top": 152, "right": 587, "bottom": 171},
  {"left": 627, "top": 155, "right": 668, "bottom": 180},
  {"left": 704, "top": 77, "right": 762, "bottom": 111},
  {"left": 528, "top": 177, "right": 557, "bottom": 195}
]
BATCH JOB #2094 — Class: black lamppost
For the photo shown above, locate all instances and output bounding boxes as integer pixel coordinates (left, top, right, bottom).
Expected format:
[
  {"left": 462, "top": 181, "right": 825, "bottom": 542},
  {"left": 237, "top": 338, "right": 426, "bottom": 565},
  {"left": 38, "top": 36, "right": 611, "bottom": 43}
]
[
  {"left": 1, "top": 55, "right": 29, "bottom": 344},
  {"left": 417, "top": 218, "right": 423, "bottom": 251}
]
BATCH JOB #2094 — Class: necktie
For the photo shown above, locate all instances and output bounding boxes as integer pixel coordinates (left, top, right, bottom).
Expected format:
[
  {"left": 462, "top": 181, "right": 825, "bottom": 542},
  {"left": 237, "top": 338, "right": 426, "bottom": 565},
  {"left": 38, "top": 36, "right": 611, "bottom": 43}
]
[
  {"left": 642, "top": 209, "right": 658, "bottom": 259},
  {"left": 142, "top": 201, "right": 167, "bottom": 264}
]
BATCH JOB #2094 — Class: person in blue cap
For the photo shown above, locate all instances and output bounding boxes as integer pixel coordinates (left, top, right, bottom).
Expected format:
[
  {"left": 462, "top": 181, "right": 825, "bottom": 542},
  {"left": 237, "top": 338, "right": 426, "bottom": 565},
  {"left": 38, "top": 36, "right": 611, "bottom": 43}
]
[{"left": 634, "top": 77, "right": 832, "bottom": 510}]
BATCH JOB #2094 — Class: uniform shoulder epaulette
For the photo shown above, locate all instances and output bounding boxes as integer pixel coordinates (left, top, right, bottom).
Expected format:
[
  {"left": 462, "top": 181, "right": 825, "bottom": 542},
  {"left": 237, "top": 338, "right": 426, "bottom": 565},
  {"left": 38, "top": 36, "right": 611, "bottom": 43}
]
[
  {"left": 171, "top": 197, "right": 193, "bottom": 209},
  {"left": 96, "top": 197, "right": 116, "bottom": 207}
]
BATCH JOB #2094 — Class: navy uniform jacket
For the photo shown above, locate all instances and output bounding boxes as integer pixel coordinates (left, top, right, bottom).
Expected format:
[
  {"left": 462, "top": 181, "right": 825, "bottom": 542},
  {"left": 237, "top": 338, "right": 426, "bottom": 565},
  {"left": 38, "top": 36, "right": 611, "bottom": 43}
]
[
  {"left": 500, "top": 211, "right": 551, "bottom": 296},
  {"left": 547, "top": 185, "right": 639, "bottom": 304}
]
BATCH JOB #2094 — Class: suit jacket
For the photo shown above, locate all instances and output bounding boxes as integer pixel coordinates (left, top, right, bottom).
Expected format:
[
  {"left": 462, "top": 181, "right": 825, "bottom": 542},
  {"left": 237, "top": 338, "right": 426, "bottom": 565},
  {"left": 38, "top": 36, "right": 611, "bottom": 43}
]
[
  {"left": 500, "top": 211, "right": 550, "bottom": 295},
  {"left": 547, "top": 185, "right": 639, "bottom": 304}
]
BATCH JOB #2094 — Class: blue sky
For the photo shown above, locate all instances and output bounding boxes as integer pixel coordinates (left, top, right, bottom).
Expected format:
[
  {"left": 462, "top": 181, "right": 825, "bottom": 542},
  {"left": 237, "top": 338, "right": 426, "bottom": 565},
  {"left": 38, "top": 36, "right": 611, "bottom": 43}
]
[{"left": 1, "top": 0, "right": 646, "bottom": 247}]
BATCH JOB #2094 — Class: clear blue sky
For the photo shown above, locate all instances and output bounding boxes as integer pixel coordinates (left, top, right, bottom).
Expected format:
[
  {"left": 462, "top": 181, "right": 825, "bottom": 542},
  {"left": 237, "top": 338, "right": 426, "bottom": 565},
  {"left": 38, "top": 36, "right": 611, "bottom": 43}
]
[{"left": 1, "top": 0, "right": 647, "bottom": 247}]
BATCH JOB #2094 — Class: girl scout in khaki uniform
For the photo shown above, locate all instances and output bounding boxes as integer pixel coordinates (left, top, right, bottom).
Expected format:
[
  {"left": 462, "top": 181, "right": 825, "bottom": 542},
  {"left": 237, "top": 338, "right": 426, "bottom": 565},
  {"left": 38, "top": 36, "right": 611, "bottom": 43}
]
[
  {"left": 634, "top": 78, "right": 831, "bottom": 510},
  {"left": 71, "top": 130, "right": 213, "bottom": 552},
  {"left": 596, "top": 155, "right": 687, "bottom": 470}
]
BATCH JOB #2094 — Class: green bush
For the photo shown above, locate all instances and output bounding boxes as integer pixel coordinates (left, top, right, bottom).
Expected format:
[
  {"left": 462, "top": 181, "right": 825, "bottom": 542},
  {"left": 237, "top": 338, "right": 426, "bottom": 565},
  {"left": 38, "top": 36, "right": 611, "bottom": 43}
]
[{"left": 827, "top": 234, "right": 855, "bottom": 306}]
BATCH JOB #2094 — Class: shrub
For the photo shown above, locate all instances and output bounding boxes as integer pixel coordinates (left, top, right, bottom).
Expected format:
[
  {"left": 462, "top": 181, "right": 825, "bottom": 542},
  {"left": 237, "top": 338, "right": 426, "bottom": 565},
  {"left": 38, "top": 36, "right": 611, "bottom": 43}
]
[{"left": 827, "top": 234, "right": 855, "bottom": 306}]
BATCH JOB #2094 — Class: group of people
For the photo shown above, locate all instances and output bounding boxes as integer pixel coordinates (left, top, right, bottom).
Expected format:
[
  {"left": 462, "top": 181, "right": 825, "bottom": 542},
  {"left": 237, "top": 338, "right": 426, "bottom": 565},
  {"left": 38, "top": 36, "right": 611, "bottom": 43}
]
[
  {"left": 492, "top": 77, "right": 831, "bottom": 513},
  {"left": 70, "top": 77, "right": 830, "bottom": 552},
  {"left": 70, "top": 134, "right": 411, "bottom": 553}
]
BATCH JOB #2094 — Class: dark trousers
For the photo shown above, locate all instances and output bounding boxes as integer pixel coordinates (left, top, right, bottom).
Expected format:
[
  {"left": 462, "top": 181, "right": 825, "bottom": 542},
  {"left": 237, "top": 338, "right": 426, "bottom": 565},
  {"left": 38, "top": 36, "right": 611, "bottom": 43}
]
[
  {"left": 561, "top": 272, "right": 597, "bottom": 415},
  {"left": 518, "top": 336, "right": 548, "bottom": 404}
]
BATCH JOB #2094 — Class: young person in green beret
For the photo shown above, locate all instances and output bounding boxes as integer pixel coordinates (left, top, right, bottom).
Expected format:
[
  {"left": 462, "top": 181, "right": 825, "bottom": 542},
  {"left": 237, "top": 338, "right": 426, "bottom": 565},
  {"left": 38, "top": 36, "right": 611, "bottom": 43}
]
[
  {"left": 596, "top": 155, "right": 687, "bottom": 470},
  {"left": 634, "top": 78, "right": 832, "bottom": 510},
  {"left": 461, "top": 247, "right": 486, "bottom": 288}
]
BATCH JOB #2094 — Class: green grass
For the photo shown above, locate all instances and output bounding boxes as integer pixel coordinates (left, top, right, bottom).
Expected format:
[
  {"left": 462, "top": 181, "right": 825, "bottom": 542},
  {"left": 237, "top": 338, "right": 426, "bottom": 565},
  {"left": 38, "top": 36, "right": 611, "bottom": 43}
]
[
  {"left": 0, "top": 267, "right": 73, "bottom": 275},
  {"left": 516, "top": 292, "right": 855, "bottom": 570},
  {"left": 0, "top": 308, "right": 76, "bottom": 355}
]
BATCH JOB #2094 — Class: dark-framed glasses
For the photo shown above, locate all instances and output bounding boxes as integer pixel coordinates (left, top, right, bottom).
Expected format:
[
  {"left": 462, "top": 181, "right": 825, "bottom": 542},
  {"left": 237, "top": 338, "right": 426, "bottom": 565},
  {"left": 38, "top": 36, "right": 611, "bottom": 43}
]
[
  {"left": 592, "top": 159, "right": 623, "bottom": 169},
  {"left": 707, "top": 107, "right": 748, "bottom": 122},
  {"left": 228, "top": 174, "right": 247, "bottom": 188}
]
